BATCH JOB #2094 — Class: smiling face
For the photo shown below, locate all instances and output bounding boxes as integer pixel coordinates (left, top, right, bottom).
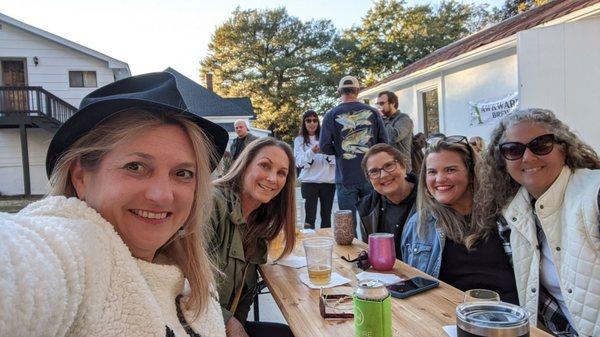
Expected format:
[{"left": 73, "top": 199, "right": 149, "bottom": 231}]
[
  {"left": 242, "top": 145, "right": 290, "bottom": 207},
  {"left": 425, "top": 149, "right": 472, "bottom": 214},
  {"left": 502, "top": 121, "right": 566, "bottom": 198},
  {"left": 366, "top": 151, "right": 407, "bottom": 199},
  {"left": 70, "top": 124, "right": 196, "bottom": 261}
]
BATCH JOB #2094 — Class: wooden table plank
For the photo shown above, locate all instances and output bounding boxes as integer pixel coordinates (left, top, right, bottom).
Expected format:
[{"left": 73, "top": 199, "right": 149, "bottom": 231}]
[{"left": 260, "top": 228, "right": 551, "bottom": 337}]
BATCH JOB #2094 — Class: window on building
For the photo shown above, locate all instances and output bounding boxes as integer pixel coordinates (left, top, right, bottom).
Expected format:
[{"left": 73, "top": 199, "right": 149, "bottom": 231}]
[
  {"left": 69, "top": 71, "right": 97, "bottom": 88},
  {"left": 421, "top": 89, "right": 439, "bottom": 137}
]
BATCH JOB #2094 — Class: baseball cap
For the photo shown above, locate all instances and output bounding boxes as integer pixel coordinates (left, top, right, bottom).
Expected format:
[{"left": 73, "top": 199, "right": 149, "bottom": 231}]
[{"left": 338, "top": 75, "right": 360, "bottom": 90}]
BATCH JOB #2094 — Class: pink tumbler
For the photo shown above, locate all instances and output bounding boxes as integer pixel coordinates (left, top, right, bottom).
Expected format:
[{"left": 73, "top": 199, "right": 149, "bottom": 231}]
[{"left": 368, "top": 233, "right": 396, "bottom": 271}]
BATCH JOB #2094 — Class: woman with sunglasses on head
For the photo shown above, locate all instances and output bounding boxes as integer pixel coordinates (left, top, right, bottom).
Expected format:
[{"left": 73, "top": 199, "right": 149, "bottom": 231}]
[
  {"left": 480, "top": 109, "right": 600, "bottom": 337},
  {"left": 357, "top": 144, "right": 417, "bottom": 257},
  {"left": 401, "top": 135, "right": 518, "bottom": 304},
  {"left": 209, "top": 137, "right": 296, "bottom": 337},
  {"left": 294, "top": 110, "right": 336, "bottom": 229}
]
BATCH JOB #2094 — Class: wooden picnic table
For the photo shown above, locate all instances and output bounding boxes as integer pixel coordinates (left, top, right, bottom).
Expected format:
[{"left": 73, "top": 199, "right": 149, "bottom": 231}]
[{"left": 259, "top": 228, "right": 552, "bottom": 337}]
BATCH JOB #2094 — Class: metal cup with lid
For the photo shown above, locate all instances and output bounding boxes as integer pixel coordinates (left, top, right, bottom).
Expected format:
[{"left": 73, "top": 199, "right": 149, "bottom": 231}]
[{"left": 456, "top": 301, "right": 530, "bottom": 337}]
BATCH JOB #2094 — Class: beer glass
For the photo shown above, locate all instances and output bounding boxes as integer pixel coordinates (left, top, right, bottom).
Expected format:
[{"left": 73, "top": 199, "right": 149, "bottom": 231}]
[{"left": 303, "top": 237, "right": 334, "bottom": 285}]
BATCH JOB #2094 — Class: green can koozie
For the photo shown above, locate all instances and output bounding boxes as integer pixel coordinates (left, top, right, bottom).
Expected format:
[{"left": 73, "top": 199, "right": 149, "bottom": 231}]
[{"left": 353, "top": 294, "right": 392, "bottom": 337}]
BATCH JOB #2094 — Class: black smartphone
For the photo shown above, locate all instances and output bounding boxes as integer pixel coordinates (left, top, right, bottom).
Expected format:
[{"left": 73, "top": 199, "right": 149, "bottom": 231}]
[{"left": 386, "top": 276, "right": 439, "bottom": 299}]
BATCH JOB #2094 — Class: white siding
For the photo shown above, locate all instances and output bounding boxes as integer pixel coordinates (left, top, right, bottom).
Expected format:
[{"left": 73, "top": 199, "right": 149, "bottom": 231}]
[
  {"left": 443, "top": 52, "right": 518, "bottom": 140},
  {"left": 0, "top": 129, "right": 52, "bottom": 195},
  {"left": 361, "top": 51, "right": 517, "bottom": 142},
  {"left": 519, "top": 16, "right": 600, "bottom": 150},
  {"left": 0, "top": 22, "right": 114, "bottom": 107}
]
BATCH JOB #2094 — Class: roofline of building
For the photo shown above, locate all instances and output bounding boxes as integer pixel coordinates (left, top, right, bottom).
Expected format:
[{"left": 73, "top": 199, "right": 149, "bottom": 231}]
[
  {"left": 0, "top": 12, "right": 130, "bottom": 74},
  {"left": 359, "top": 2, "right": 600, "bottom": 98}
]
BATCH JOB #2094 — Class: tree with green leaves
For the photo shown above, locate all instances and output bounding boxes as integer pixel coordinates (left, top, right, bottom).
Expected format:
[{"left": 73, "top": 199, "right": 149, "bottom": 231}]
[
  {"left": 336, "top": 0, "right": 494, "bottom": 86},
  {"left": 494, "top": 0, "right": 550, "bottom": 20},
  {"left": 200, "top": 7, "right": 340, "bottom": 142}
]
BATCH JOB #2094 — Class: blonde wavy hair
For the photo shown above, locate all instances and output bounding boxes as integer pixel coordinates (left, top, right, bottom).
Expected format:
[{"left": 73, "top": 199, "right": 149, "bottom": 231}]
[
  {"left": 48, "top": 109, "right": 217, "bottom": 319},
  {"left": 416, "top": 137, "right": 493, "bottom": 249},
  {"left": 479, "top": 108, "right": 600, "bottom": 221}
]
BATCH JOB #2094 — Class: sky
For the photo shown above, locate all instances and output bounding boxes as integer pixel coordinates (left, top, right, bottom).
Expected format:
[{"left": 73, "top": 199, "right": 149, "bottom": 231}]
[{"left": 2, "top": 0, "right": 505, "bottom": 83}]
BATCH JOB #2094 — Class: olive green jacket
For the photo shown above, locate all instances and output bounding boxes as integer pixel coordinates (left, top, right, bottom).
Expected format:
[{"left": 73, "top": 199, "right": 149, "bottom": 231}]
[{"left": 208, "top": 186, "right": 268, "bottom": 324}]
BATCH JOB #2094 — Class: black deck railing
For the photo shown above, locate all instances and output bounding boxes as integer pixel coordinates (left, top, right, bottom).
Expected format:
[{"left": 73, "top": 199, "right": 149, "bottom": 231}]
[{"left": 0, "top": 86, "right": 77, "bottom": 123}]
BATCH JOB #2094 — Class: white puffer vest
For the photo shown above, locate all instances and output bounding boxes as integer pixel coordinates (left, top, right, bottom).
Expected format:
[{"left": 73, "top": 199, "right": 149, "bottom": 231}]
[{"left": 503, "top": 167, "right": 600, "bottom": 337}]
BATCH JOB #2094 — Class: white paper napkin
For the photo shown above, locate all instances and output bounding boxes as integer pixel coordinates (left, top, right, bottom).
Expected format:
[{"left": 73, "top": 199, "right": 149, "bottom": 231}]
[
  {"left": 299, "top": 272, "right": 351, "bottom": 289},
  {"left": 443, "top": 325, "right": 457, "bottom": 337},
  {"left": 272, "top": 255, "right": 307, "bottom": 269},
  {"left": 355, "top": 271, "right": 404, "bottom": 285}
]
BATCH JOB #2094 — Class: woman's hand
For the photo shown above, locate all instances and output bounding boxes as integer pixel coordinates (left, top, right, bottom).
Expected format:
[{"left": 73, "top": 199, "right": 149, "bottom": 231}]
[{"left": 225, "top": 317, "right": 249, "bottom": 337}]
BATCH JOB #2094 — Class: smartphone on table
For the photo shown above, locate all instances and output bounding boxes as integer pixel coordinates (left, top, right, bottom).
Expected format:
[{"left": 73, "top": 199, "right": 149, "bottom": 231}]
[{"left": 386, "top": 276, "right": 439, "bottom": 299}]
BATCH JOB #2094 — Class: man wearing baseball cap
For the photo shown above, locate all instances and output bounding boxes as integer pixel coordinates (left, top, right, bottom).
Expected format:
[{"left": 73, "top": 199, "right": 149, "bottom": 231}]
[{"left": 319, "top": 75, "right": 388, "bottom": 237}]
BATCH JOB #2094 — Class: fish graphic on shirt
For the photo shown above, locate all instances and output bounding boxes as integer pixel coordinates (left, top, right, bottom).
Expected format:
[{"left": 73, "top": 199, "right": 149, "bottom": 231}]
[{"left": 335, "top": 110, "right": 374, "bottom": 160}]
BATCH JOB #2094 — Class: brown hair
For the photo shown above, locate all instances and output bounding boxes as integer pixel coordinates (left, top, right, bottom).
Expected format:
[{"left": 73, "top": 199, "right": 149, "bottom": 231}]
[
  {"left": 298, "top": 110, "right": 320, "bottom": 146},
  {"left": 361, "top": 143, "right": 408, "bottom": 175},
  {"left": 215, "top": 137, "right": 296, "bottom": 260},
  {"left": 416, "top": 137, "right": 492, "bottom": 249},
  {"left": 378, "top": 91, "right": 398, "bottom": 109},
  {"left": 480, "top": 108, "right": 600, "bottom": 221},
  {"left": 48, "top": 109, "right": 217, "bottom": 319}
]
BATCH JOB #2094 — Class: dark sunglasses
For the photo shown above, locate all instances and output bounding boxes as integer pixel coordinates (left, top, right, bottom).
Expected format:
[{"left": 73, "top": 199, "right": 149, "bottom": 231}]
[
  {"left": 426, "top": 135, "right": 468, "bottom": 146},
  {"left": 305, "top": 118, "right": 319, "bottom": 124},
  {"left": 498, "top": 133, "right": 558, "bottom": 161},
  {"left": 341, "top": 250, "right": 371, "bottom": 271}
]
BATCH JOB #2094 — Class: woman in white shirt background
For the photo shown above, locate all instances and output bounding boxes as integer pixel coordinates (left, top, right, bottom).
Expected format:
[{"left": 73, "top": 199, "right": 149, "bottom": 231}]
[{"left": 294, "top": 110, "right": 336, "bottom": 229}]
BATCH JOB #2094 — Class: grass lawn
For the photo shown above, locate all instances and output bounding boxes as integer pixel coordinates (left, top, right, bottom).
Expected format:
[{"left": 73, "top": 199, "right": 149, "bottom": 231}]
[{"left": 0, "top": 196, "right": 42, "bottom": 213}]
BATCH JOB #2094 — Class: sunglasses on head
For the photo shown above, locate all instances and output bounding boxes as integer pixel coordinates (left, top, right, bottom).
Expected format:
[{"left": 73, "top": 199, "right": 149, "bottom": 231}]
[
  {"left": 426, "top": 135, "right": 468, "bottom": 146},
  {"left": 498, "top": 133, "right": 558, "bottom": 161}
]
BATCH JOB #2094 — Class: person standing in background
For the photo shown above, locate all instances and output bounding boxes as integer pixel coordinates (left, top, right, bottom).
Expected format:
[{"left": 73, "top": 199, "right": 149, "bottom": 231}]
[
  {"left": 377, "top": 91, "right": 414, "bottom": 172},
  {"left": 230, "top": 120, "right": 258, "bottom": 161},
  {"left": 320, "top": 75, "right": 387, "bottom": 236},
  {"left": 294, "top": 110, "right": 336, "bottom": 229}
]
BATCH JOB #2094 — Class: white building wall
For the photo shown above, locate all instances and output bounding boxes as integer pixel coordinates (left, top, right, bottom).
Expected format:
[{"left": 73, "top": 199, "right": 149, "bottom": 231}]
[
  {"left": 361, "top": 51, "right": 517, "bottom": 142},
  {"left": 519, "top": 16, "right": 600, "bottom": 150},
  {"left": 0, "top": 22, "right": 114, "bottom": 108},
  {"left": 0, "top": 129, "right": 52, "bottom": 195},
  {"left": 443, "top": 52, "right": 518, "bottom": 140}
]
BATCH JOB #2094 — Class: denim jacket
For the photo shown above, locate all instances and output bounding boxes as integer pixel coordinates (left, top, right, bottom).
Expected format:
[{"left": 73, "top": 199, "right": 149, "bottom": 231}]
[{"left": 400, "top": 211, "right": 445, "bottom": 277}]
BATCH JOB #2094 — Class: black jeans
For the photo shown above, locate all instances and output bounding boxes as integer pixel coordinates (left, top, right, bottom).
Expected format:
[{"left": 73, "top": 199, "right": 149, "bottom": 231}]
[
  {"left": 300, "top": 182, "right": 335, "bottom": 228},
  {"left": 245, "top": 321, "right": 294, "bottom": 337}
]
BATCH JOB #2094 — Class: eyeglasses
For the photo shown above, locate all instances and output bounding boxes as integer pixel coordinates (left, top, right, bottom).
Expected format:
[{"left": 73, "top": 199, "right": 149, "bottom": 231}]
[
  {"left": 366, "top": 160, "right": 399, "bottom": 179},
  {"left": 305, "top": 118, "right": 319, "bottom": 124},
  {"left": 498, "top": 133, "right": 558, "bottom": 161},
  {"left": 426, "top": 135, "right": 468, "bottom": 146}
]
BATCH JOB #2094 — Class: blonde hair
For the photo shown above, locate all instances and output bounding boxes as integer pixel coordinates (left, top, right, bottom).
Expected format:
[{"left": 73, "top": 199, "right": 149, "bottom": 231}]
[
  {"left": 416, "top": 138, "right": 492, "bottom": 249},
  {"left": 48, "top": 109, "right": 217, "bottom": 319},
  {"left": 215, "top": 137, "right": 296, "bottom": 260},
  {"left": 469, "top": 136, "right": 485, "bottom": 153}
]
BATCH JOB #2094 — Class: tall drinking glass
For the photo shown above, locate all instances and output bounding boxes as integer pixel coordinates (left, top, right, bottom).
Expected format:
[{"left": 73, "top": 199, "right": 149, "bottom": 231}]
[{"left": 303, "top": 237, "right": 334, "bottom": 285}]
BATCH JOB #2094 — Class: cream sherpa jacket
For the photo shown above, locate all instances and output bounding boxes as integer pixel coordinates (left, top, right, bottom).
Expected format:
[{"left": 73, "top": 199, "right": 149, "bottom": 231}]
[{"left": 0, "top": 196, "right": 225, "bottom": 337}]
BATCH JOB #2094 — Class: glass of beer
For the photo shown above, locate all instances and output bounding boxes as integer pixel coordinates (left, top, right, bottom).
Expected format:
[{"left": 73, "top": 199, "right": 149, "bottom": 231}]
[{"left": 303, "top": 237, "right": 334, "bottom": 285}]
